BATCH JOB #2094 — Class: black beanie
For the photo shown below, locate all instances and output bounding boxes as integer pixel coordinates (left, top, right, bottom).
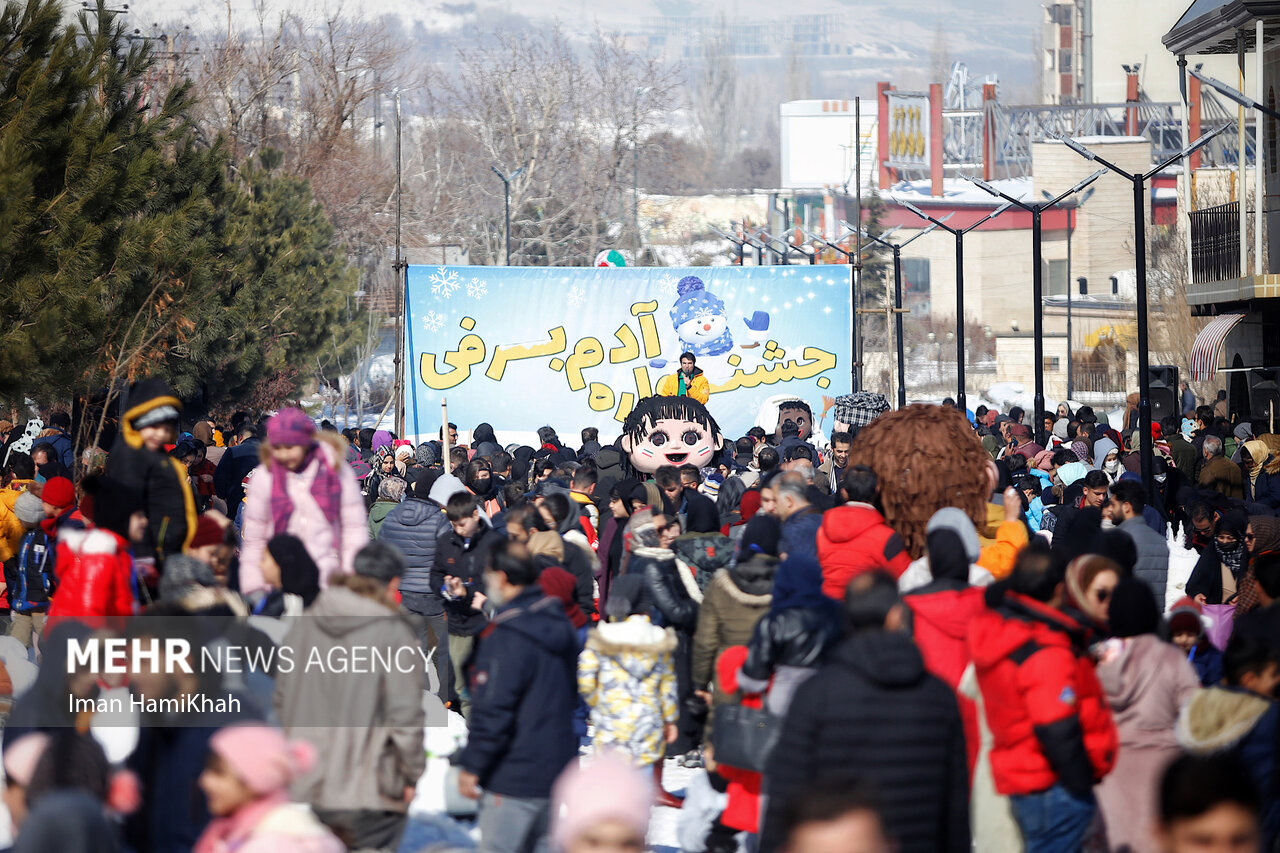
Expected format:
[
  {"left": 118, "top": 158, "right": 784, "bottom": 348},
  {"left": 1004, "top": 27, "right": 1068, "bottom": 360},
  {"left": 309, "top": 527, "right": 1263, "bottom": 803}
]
[
  {"left": 1108, "top": 576, "right": 1160, "bottom": 638},
  {"left": 738, "top": 513, "right": 782, "bottom": 559}
]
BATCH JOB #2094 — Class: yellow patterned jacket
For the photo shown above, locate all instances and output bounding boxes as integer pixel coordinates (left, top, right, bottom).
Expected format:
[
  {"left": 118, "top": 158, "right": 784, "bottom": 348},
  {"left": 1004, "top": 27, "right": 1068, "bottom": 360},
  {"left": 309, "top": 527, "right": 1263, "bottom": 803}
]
[{"left": 579, "top": 615, "right": 679, "bottom": 766}]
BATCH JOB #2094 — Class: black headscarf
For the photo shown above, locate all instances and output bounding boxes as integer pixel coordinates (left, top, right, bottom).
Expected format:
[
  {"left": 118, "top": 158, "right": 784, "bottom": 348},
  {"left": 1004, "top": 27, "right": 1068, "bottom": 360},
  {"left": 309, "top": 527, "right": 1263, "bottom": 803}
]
[
  {"left": 511, "top": 446, "right": 535, "bottom": 484},
  {"left": 267, "top": 534, "right": 321, "bottom": 606},
  {"left": 926, "top": 528, "right": 970, "bottom": 582},
  {"left": 1108, "top": 576, "right": 1160, "bottom": 638}
]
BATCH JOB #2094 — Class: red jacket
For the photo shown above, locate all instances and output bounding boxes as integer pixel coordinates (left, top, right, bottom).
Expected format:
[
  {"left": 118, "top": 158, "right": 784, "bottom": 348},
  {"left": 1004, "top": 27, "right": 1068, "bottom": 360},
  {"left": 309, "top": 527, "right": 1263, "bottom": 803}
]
[
  {"left": 715, "top": 645, "right": 762, "bottom": 834},
  {"left": 905, "top": 583, "right": 987, "bottom": 776},
  {"left": 46, "top": 528, "right": 136, "bottom": 632},
  {"left": 967, "top": 588, "right": 1117, "bottom": 797},
  {"left": 816, "top": 504, "right": 911, "bottom": 599}
]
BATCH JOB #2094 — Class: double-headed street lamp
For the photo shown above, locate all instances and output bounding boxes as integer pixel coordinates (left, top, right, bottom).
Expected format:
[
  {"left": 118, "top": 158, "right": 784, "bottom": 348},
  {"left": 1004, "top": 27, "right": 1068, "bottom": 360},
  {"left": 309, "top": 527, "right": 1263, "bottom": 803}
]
[
  {"left": 840, "top": 218, "right": 953, "bottom": 407},
  {"left": 491, "top": 165, "right": 524, "bottom": 266},
  {"left": 964, "top": 169, "right": 1109, "bottom": 444},
  {"left": 895, "top": 200, "right": 1016, "bottom": 415},
  {"left": 1051, "top": 126, "right": 1229, "bottom": 495}
]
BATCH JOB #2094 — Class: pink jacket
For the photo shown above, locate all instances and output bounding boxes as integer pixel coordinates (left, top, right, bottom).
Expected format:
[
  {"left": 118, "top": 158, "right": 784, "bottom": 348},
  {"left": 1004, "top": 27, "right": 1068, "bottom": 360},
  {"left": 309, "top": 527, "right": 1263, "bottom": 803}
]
[{"left": 239, "top": 441, "right": 368, "bottom": 594}]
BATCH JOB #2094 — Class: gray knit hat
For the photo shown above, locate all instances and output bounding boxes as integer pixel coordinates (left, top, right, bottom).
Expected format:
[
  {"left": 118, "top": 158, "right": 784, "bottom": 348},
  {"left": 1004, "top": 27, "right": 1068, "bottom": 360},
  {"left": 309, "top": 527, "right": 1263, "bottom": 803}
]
[
  {"left": 159, "top": 554, "right": 217, "bottom": 602},
  {"left": 13, "top": 492, "right": 43, "bottom": 526}
]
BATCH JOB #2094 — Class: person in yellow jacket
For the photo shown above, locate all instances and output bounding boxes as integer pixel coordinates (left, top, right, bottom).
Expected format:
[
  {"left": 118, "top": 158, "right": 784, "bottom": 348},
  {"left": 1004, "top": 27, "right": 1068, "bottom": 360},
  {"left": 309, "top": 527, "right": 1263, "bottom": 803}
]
[
  {"left": 656, "top": 352, "right": 710, "bottom": 405},
  {"left": 0, "top": 453, "right": 37, "bottom": 563}
]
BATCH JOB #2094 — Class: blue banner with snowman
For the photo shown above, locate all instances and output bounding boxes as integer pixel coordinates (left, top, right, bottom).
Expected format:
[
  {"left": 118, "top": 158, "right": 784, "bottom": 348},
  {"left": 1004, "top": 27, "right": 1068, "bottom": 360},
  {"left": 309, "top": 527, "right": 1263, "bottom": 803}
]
[{"left": 403, "top": 265, "right": 854, "bottom": 439}]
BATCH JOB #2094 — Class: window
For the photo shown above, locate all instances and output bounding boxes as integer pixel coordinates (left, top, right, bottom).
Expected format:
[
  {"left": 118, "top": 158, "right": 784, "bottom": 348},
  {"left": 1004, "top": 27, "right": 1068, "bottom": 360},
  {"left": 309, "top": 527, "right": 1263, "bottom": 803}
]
[
  {"left": 1043, "top": 357, "right": 1061, "bottom": 372},
  {"left": 1060, "top": 51, "right": 1072, "bottom": 72},
  {"left": 902, "top": 258, "right": 931, "bottom": 315},
  {"left": 1046, "top": 258, "right": 1069, "bottom": 297}
]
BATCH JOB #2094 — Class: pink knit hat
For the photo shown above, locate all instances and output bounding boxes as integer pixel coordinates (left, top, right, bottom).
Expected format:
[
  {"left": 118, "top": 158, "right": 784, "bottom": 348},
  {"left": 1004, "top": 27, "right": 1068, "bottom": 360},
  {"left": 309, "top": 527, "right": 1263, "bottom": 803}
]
[
  {"left": 267, "top": 408, "right": 316, "bottom": 448},
  {"left": 208, "top": 725, "right": 316, "bottom": 795},
  {"left": 551, "top": 754, "right": 651, "bottom": 850}
]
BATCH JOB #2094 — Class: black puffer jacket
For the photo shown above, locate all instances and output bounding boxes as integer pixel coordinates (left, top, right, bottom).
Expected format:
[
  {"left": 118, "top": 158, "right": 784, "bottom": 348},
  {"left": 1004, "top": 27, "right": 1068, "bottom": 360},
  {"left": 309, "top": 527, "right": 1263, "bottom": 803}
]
[
  {"left": 377, "top": 497, "right": 449, "bottom": 599},
  {"left": 632, "top": 552, "right": 697, "bottom": 633},
  {"left": 740, "top": 603, "right": 843, "bottom": 684},
  {"left": 759, "top": 631, "right": 969, "bottom": 853}
]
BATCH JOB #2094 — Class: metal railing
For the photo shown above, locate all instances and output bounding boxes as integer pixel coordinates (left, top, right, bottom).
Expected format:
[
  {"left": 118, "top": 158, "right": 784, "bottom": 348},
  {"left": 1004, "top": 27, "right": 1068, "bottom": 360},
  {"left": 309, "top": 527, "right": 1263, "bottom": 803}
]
[
  {"left": 1073, "top": 367, "right": 1128, "bottom": 394},
  {"left": 1189, "top": 201, "right": 1241, "bottom": 284}
]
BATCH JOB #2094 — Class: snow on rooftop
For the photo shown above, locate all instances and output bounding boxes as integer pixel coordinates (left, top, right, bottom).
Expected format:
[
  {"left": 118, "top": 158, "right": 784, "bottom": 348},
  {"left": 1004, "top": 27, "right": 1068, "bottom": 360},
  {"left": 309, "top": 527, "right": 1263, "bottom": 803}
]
[
  {"left": 1044, "top": 136, "right": 1149, "bottom": 145},
  {"left": 879, "top": 176, "right": 1032, "bottom": 205}
]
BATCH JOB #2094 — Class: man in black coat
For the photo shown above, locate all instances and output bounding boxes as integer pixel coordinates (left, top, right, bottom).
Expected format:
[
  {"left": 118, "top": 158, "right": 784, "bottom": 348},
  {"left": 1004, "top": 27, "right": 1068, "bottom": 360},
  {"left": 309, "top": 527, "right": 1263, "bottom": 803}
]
[
  {"left": 760, "top": 572, "right": 969, "bottom": 853},
  {"left": 432, "top": 492, "right": 499, "bottom": 717},
  {"left": 656, "top": 464, "right": 719, "bottom": 533},
  {"left": 378, "top": 470, "right": 452, "bottom": 703},
  {"left": 457, "top": 542, "right": 578, "bottom": 853},
  {"left": 213, "top": 421, "right": 261, "bottom": 521}
]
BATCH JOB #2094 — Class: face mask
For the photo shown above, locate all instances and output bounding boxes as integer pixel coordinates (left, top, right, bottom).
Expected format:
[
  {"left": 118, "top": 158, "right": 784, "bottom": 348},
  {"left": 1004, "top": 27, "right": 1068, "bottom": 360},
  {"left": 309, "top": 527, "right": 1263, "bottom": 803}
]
[{"left": 1104, "top": 459, "right": 1119, "bottom": 472}]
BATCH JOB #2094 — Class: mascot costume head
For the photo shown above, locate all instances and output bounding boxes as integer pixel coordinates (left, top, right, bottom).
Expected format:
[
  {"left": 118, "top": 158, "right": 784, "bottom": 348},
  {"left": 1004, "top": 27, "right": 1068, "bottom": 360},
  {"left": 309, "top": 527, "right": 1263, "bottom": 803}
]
[
  {"left": 847, "top": 403, "right": 994, "bottom": 560},
  {"left": 620, "top": 395, "right": 725, "bottom": 476}
]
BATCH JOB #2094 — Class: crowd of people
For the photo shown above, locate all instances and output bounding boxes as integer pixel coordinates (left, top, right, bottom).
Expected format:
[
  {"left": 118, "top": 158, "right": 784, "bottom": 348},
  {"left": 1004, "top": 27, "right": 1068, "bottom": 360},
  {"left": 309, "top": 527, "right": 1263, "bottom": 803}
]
[{"left": 0, "top": 373, "right": 1279, "bottom": 853}]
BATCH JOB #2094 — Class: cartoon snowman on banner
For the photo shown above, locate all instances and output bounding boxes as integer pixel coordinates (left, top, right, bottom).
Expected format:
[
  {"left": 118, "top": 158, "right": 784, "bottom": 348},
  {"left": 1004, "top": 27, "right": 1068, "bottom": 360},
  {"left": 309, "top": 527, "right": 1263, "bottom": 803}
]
[{"left": 649, "top": 275, "right": 771, "bottom": 382}]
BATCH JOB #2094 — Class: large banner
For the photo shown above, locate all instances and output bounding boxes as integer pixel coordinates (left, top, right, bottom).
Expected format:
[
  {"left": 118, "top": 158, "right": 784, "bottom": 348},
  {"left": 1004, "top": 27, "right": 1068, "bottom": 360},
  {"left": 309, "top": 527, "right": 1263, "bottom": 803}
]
[{"left": 403, "top": 265, "right": 853, "bottom": 439}]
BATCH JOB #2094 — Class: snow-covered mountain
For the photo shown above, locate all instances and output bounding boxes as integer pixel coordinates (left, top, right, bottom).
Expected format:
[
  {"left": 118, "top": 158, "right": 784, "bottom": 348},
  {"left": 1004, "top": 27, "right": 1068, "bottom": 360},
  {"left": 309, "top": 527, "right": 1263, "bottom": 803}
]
[{"left": 106, "top": 0, "right": 1039, "bottom": 94}]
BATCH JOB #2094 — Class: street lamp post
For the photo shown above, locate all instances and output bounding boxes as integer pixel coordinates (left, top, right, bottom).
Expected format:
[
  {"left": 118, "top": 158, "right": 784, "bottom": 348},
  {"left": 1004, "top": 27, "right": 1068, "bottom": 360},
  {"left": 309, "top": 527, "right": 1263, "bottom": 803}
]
[
  {"left": 840, "top": 219, "right": 952, "bottom": 408},
  {"left": 1051, "top": 126, "right": 1229, "bottom": 495},
  {"left": 491, "top": 165, "right": 524, "bottom": 266},
  {"left": 965, "top": 169, "right": 1108, "bottom": 444},
  {"left": 896, "top": 200, "right": 1015, "bottom": 414}
]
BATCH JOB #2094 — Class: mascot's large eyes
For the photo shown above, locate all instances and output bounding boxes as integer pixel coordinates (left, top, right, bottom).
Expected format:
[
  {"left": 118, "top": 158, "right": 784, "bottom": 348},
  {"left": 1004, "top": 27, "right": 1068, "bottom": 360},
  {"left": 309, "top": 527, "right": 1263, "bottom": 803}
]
[
  {"left": 683, "top": 431, "right": 701, "bottom": 446},
  {"left": 651, "top": 433, "right": 667, "bottom": 447}
]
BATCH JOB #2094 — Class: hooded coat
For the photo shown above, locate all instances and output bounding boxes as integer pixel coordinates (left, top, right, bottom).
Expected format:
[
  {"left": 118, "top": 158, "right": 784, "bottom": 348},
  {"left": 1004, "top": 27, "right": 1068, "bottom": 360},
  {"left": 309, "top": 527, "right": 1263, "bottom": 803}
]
[
  {"left": 905, "top": 579, "right": 987, "bottom": 775},
  {"left": 239, "top": 438, "right": 369, "bottom": 595},
  {"left": 967, "top": 587, "right": 1117, "bottom": 797},
  {"left": 106, "top": 379, "right": 197, "bottom": 564},
  {"left": 692, "top": 555, "right": 775, "bottom": 703},
  {"left": 275, "top": 583, "right": 426, "bottom": 813},
  {"left": 1094, "top": 634, "right": 1200, "bottom": 853},
  {"left": 758, "top": 630, "right": 970, "bottom": 853},
  {"left": 578, "top": 615, "right": 679, "bottom": 765},
  {"left": 1177, "top": 687, "right": 1280, "bottom": 845},
  {"left": 470, "top": 423, "right": 502, "bottom": 461},
  {"left": 816, "top": 503, "right": 912, "bottom": 598},
  {"left": 458, "top": 586, "right": 580, "bottom": 798}
]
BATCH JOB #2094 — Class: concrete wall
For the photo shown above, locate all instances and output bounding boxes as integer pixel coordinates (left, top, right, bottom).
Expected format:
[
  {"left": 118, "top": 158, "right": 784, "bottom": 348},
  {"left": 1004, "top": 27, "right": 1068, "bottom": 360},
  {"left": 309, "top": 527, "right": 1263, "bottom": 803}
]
[
  {"left": 1089, "top": 0, "right": 1238, "bottom": 105},
  {"left": 1033, "top": 137, "right": 1151, "bottom": 297}
]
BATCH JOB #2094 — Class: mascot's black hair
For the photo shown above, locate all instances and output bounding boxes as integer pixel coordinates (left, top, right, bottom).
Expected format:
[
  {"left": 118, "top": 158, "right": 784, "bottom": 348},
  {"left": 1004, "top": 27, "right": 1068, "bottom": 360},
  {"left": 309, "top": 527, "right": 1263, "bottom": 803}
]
[
  {"left": 777, "top": 399, "right": 812, "bottom": 418},
  {"left": 621, "top": 395, "right": 723, "bottom": 452}
]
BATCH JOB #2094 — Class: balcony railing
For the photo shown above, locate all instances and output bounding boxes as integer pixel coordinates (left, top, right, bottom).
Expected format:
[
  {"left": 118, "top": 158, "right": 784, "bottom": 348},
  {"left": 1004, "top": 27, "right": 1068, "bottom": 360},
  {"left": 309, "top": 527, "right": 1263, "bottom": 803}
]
[{"left": 1189, "top": 201, "right": 1241, "bottom": 284}]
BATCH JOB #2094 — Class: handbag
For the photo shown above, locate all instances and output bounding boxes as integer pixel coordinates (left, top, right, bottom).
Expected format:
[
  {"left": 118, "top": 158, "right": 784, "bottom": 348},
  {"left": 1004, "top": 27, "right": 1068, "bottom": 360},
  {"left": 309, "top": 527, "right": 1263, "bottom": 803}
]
[{"left": 711, "top": 703, "right": 779, "bottom": 774}]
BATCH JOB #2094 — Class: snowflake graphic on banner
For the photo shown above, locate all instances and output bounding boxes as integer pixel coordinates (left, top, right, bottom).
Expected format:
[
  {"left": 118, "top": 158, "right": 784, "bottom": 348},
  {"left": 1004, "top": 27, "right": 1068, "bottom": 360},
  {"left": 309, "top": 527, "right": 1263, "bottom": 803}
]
[
  {"left": 567, "top": 285, "right": 586, "bottom": 307},
  {"left": 467, "top": 277, "right": 488, "bottom": 300},
  {"left": 655, "top": 275, "right": 680, "bottom": 298},
  {"left": 421, "top": 311, "right": 446, "bottom": 333},
  {"left": 429, "top": 266, "right": 460, "bottom": 299}
]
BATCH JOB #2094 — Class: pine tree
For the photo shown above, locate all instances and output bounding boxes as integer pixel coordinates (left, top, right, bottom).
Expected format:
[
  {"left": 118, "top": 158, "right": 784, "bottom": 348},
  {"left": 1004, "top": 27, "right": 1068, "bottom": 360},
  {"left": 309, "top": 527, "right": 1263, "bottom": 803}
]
[
  {"left": 0, "top": 0, "right": 364, "bottom": 414},
  {"left": 0, "top": 0, "right": 227, "bottom": 406}
]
